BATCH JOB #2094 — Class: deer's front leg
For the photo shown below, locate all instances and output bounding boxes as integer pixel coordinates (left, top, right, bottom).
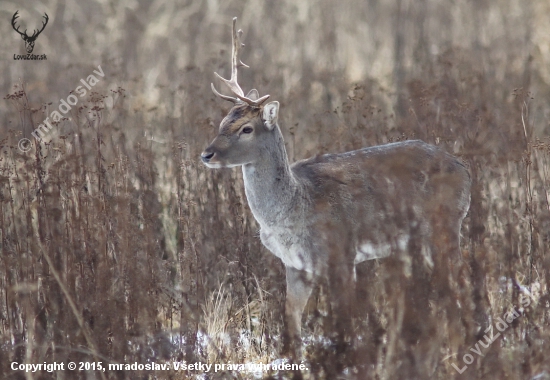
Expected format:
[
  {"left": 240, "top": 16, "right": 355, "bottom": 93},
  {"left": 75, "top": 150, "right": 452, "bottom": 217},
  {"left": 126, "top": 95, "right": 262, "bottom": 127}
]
[{"left": 284, "top": 266, "right": 314, "bottom": 355}]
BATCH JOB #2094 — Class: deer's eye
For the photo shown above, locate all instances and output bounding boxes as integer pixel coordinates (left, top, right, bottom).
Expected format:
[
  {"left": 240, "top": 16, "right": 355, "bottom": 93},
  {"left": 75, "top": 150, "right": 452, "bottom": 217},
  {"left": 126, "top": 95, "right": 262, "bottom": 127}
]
[{"left": 242, "top": 127, "right": 253, "bottom": 134}]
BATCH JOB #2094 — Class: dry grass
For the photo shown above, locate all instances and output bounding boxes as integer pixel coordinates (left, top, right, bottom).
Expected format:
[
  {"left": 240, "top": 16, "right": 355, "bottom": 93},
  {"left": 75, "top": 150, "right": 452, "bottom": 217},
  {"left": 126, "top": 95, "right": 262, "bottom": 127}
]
[{"left": 1, "top": 0, "right": 550, "bottom": 379}]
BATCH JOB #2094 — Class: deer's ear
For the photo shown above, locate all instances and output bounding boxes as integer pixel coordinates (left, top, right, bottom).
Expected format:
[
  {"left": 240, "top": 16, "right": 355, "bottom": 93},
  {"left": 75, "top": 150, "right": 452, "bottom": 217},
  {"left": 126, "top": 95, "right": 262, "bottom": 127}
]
[
  {"left": 246, "top": 89, "right": 259, "bottom": 101},
  {"left": 262, "top": 101, "right": 279, "bottom": 130}
]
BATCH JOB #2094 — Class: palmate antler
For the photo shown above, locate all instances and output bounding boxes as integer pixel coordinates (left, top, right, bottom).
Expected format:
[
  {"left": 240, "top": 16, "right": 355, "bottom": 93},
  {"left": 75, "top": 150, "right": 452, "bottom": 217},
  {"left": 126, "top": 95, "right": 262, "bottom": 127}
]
[{"left": 211, "top": 18, "right": 270, "bottom": 107}]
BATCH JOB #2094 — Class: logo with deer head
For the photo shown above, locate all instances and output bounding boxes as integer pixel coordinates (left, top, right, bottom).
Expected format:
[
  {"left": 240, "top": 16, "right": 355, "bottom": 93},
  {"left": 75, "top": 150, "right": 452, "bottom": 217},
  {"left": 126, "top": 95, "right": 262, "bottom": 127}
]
[{"left": 11, "top": 10, "right": 49, "bottom": 54}]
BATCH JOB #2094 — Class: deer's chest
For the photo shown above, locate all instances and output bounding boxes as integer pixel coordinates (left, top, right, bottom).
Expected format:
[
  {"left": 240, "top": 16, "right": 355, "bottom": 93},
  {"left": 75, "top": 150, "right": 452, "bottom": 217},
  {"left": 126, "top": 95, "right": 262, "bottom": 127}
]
[{"left": 259, "top": 226, "right": 315, "bottom": 272}]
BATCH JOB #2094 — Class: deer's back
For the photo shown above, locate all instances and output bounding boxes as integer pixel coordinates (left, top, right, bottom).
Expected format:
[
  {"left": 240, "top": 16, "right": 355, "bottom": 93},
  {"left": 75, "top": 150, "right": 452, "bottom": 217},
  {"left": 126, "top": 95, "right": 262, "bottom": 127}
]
[{"left": 292, "top": 140, "right": 469, "bottom": 205}]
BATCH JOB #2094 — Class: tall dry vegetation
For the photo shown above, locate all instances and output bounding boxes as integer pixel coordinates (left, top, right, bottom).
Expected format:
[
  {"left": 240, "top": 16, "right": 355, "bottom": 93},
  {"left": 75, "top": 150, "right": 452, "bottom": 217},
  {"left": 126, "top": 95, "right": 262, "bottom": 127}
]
[{"left": 1, "top": 0, "right": 549, "bottom": 379}]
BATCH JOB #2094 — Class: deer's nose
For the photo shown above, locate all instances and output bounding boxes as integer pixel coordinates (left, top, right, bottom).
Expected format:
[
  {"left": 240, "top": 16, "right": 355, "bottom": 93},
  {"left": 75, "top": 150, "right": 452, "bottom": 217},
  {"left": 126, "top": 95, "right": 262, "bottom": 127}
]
[{"left": 201, "top": 150, "right": 215, "bottom": 163}]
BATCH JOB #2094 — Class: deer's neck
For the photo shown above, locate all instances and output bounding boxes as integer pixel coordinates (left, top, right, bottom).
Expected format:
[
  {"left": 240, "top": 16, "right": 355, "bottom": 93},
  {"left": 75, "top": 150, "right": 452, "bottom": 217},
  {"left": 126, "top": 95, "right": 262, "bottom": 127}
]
[{"left": 242, "top": 125, "right": 299, "bottom": 226}]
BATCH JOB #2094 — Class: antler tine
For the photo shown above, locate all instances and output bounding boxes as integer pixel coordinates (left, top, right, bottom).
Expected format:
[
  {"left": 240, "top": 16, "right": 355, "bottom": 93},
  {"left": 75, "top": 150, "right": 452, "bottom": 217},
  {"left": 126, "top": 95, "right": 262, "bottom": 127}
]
[
  {"left": 235, "top": 29, "right": 250, "bottom": 69},
  {"left": 211, "top": 83, "right": 240, "bottom": 103},
  {"left": 211, "top": 17, "right": 271, "bottom": 107}
]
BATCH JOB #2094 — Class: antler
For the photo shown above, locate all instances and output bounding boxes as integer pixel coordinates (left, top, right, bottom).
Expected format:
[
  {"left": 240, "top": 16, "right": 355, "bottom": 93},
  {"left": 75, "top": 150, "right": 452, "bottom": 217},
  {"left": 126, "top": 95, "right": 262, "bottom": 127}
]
[
  {"left": 31, "top": 13, "right": 49, "bottom": 39},
  {"left": 11, "top": 11, "right": 49, "bottom": 39},
  {"left": 11, "top": 11, "right": 26, "bottom": 37},
  {"left": 211, "top": 18, "right": 270, "bottom": 107}
]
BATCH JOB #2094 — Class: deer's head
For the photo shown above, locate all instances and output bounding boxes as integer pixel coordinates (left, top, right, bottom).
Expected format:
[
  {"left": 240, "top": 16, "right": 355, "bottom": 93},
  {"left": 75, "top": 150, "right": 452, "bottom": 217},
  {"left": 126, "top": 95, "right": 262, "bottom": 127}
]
[
  {"left": 201, "top": 18, "right": 280, "bottom": 168},
  {"left": 11, "top": 11, "right": 49, "bottom": 54}
]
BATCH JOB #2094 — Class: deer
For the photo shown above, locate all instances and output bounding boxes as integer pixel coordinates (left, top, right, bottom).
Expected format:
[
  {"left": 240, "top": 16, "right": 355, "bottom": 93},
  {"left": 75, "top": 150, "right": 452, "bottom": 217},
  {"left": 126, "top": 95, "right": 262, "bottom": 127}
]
[
  {"left": 11, "top": 10, "right": 49, "bottom": 54},
  {"left": 201, "top": 18, "right": 471, "bottom": 354}
]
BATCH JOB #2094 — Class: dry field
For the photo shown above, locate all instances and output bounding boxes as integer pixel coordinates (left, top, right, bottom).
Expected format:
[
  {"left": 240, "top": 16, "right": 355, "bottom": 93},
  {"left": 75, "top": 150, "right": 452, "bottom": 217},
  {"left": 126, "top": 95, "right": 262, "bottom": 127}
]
[{"left": 1, "top": 0, "right": 549, "bottom": 379}]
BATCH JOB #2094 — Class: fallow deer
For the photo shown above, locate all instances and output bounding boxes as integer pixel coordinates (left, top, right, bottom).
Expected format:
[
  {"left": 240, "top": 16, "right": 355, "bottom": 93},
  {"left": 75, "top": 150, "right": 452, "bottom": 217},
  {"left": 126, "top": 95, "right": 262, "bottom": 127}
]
[{"left": 201, "top": 18, "right": 471, "bottom": 352}]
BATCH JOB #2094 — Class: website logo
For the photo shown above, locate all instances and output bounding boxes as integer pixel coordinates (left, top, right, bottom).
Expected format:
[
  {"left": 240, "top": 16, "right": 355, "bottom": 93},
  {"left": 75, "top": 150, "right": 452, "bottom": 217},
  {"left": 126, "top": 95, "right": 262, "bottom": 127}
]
[{"left": 11, "top": 10, "right": 48, "bottom": 60}]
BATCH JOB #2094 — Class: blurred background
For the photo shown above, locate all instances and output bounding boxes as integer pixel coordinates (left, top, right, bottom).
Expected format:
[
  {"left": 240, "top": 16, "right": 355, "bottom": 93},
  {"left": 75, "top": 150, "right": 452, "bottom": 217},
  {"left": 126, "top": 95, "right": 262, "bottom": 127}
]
[{"left": 1, "top": 0, "right": 549, "bottom": 379}]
